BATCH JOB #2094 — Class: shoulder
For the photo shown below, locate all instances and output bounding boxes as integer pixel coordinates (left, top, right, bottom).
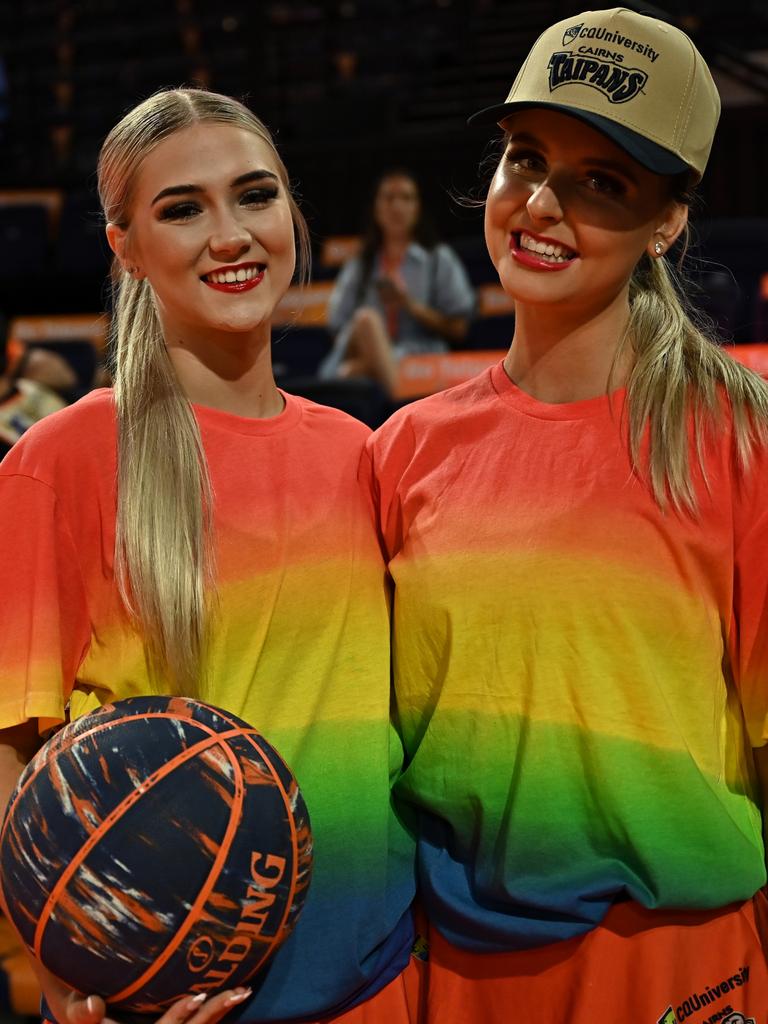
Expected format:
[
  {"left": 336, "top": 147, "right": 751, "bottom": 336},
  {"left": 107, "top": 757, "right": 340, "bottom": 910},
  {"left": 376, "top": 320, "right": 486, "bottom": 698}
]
[
  {"left": 0, "top": 389, "right": 116, "bottom": 485},
  {"left": 335, "top": 254, "right": 365, "bottom": 281},
  {"left": 433, "top": 242, "right": 460, "bottom": 263},
  {"left": 370, "top": 366, "right": 496, "bottom": 467},
  {"left": 292, "top": 393, "right": 371, "bottom": 445}
]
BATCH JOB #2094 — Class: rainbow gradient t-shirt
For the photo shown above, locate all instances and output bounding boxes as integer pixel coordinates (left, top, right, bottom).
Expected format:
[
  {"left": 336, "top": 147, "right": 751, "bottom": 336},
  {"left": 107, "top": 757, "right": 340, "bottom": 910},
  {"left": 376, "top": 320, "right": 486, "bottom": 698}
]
[
  {"left": 369, "top": 360, "right": 768, "bottom": 953},
  {"left": 0, "top": 388, "right": 415, "bottom": 1019}
]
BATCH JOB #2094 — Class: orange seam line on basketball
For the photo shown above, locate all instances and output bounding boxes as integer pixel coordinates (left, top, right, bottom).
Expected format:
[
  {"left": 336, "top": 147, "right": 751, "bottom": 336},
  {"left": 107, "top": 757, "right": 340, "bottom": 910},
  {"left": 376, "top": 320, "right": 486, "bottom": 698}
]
[
  {"left": 175, "top": 708, "right": 304, "bottom": 977},
  {"left": 107, "top": 740, "right": 245, "bottom": 1003},
  {"left": 238, "top": 734, "right": 302, "bottom": 975}
]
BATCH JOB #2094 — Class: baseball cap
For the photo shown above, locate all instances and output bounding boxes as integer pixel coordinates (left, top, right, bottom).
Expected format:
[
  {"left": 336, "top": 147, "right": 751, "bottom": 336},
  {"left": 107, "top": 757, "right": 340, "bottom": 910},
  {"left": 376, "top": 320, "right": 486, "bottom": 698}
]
[{"left": 468, "top": 8, "right": 721, "bottom": 181}]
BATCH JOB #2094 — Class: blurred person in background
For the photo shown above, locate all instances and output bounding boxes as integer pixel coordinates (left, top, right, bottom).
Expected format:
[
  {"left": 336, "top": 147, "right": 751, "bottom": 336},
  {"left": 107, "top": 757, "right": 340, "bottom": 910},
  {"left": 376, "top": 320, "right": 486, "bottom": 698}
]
[{"left": 320, "top": 168, "right": 475, "bottom": 394}]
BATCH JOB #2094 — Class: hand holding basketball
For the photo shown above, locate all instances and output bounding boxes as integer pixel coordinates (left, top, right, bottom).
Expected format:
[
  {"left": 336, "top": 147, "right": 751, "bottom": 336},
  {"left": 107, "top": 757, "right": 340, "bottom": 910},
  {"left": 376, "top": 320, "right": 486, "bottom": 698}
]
[{"left": 36, "top": 960, "right": 253, "bottom": 1024}]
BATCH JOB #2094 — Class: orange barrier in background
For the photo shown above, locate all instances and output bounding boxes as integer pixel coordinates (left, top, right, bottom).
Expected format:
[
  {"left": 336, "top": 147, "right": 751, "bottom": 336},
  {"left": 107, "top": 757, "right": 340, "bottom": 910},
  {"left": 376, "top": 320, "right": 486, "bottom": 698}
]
[
  {"left": 394, "top": 343, "right": 768, "bottom": 401},
  {"left": 273, "top": 283, "right": 334, "bottom": 327},
  {"left": 9, "top": 313, "right": 108, "bottom": 348},
  {"left": 395, "top": 350, "right": 505, "bottom": 399}
]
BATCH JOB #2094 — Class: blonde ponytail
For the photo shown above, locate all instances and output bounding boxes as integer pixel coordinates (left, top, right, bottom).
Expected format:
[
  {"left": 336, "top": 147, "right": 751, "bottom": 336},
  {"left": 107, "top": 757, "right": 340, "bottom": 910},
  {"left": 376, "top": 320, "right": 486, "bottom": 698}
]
[
  {"left": 98, "top": 89, "right": 310, "bottom": 694},
  {"left": 623, "top": 251, "right": 768, "bottom": 512},
  {"left": 111, "top": 272, "right": 213, "bottom": 695}
]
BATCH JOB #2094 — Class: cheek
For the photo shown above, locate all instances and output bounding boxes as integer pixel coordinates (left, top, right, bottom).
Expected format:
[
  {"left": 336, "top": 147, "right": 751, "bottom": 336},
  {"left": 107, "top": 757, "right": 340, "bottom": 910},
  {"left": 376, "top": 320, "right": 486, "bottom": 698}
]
[
  {"left": 134, "top": 228, "right": 196, "bottom": 283},
  {"left": 584, "top": 224, "right": 652, "bottom": 275},
  {"left": 484, "top": 177, "right": 514, "bottom": 259},
  {"left": 269, "top": 210, "right": 297, "bottom": 262}
]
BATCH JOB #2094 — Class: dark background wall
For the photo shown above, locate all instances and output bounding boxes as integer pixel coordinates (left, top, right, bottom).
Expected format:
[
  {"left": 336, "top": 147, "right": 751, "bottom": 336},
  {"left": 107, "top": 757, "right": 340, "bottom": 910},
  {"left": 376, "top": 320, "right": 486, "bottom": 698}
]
[{"left": 0, "top": 0, "right": 767, "bottom": 327}]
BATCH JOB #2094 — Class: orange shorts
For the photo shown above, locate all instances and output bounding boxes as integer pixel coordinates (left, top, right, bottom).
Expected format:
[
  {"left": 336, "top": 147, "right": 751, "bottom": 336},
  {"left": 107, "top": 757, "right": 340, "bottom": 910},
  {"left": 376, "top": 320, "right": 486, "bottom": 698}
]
[
  {"left": 308, "top": 955, "right": 425, "bottom": 1023},
  {"left": 419, "top": 893, "right": 768, "bottom": 1024}
]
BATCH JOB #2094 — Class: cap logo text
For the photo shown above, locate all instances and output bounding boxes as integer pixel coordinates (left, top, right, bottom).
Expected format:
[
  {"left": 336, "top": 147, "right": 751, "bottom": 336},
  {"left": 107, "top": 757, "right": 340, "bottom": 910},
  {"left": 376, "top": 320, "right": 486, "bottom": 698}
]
[
  {"left": 561, "top": 22, "right": 659, "bottom": 62},
  {"left": 548, "top": 52, "right": 647, "bottom": 103}
]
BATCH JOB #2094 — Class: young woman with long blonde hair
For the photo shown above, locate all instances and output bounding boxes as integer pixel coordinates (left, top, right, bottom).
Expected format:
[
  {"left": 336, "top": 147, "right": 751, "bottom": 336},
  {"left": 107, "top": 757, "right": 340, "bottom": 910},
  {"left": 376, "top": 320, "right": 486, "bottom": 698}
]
[{"left": 0, "top": 89, "right": 418, "bottom": 1024}]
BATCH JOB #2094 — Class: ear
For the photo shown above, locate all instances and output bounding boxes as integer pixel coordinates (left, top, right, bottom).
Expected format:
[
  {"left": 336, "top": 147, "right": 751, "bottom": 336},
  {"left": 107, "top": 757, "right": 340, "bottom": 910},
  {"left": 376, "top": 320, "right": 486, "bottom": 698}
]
[
  {"left": 648, "top": 201, "right": 688, "bottom": 260},
  {"left": 106, "top": 222, "right": 144, "bottom": 279}
]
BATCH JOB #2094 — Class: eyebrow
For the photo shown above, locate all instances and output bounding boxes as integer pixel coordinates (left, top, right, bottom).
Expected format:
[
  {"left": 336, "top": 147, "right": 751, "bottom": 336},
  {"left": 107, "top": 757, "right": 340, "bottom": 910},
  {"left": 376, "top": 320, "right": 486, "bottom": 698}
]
[
  {"left": 506, "top": 132, "right": 638, "bottom": 184},
  {"left": 151, "top": 170, "right": 279, "bottom": 206}
]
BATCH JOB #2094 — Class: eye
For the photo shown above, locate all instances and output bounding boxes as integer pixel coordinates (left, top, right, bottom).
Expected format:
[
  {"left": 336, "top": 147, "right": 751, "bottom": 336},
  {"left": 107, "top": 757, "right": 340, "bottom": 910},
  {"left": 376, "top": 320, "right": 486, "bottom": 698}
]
[
  {"left": 583, "top": 173, "right": 625, "bottom": 196},
  {"left": 157, "top": 201, "right": 201, "bottom": 221},
  {"left": 505, "top": 148, "right": 547, "bottom": 177},
  {"left": 240, "top": 186, "right": 279, "bottom": 206}
]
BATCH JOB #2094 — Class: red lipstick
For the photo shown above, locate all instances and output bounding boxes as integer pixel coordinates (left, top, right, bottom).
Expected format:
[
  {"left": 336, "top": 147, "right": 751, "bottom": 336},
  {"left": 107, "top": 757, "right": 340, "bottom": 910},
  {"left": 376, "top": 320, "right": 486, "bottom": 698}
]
[{"left": 202, "top": 262, "right": 265, "bottom": 293}]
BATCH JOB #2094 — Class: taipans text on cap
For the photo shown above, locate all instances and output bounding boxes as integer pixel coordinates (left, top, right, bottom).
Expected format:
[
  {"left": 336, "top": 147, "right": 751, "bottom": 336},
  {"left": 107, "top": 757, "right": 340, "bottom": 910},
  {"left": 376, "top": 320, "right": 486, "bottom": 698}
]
[{"left": 548, "top": 52, "right": 648, "bottom": 104}]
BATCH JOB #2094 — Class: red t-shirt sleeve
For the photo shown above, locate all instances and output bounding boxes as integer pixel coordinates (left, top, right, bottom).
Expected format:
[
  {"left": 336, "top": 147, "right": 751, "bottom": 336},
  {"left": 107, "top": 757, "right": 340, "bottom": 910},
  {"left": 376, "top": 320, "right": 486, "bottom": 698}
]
[{"left": 0, "top": 473, "right": 91, "bottom": 732}]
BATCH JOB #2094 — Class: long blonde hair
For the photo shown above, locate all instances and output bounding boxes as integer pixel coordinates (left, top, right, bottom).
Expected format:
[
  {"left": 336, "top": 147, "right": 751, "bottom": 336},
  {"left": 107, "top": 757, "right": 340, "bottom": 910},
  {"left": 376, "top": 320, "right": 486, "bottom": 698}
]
[
  {"left": 622, "top": 246, "right": 768, "bottom": 512},
  {"left": 97, "top": 88, "right": 310, "bottom": 695}
]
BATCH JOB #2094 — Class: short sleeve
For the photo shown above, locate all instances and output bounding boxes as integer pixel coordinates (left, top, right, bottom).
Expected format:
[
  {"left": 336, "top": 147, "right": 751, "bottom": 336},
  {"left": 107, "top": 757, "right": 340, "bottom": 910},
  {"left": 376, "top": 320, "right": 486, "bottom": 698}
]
[
  {"left": 0, "top": 473, "right": 91, "bottom": 732},
  {"left": 432, "top": 245, "right": 476, "bottom": 319}
]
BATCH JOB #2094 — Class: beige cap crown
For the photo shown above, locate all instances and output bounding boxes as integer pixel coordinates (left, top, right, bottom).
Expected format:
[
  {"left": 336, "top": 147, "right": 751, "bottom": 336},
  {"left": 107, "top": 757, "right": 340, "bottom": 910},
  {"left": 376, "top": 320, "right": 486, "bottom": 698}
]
[{"left": 470, "top": 8, "right": 721, "bottom": 181}]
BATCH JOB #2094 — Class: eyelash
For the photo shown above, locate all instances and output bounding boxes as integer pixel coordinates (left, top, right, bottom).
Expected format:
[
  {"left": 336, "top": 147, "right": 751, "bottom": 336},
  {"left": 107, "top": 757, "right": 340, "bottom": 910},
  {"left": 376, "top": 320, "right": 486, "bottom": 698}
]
[
  {"left": 158, "top": 187, "right": 280, "bottom": 221},
  {"left": 505, "top": 148, "right": 545, "bottom": 175},
  {"left": 583, "top": 173, "right": 624, "bottom": 196},
  {"left": 505, "top": 148, "right": 626, "bottom": 197}
]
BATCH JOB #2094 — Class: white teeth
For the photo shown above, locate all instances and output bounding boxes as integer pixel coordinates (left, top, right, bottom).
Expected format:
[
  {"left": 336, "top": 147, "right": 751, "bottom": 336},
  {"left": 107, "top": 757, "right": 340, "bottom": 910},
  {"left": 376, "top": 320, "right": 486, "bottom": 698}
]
[
  {"left": 519, "top": 232, "right": 574, "bottom": 262},
  {"left": 206, "top": 266, "right": 263, "bottom": 284}
]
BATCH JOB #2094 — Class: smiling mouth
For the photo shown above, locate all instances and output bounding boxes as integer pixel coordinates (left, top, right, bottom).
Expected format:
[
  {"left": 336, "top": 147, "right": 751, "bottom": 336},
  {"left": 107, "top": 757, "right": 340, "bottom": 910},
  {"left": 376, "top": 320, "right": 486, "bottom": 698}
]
[
  {"left": 514, "top": 232, "right": 578, "bottom": 264},
  {"left": 201, "top": 264, "right": 266, "bottom": 291}
]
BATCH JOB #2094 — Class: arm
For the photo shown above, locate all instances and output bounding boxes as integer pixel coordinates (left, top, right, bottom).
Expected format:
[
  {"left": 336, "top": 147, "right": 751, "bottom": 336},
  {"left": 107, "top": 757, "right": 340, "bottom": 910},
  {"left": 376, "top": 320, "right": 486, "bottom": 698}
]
[
  {"left": 402, "top": 298, "right": 470, "bottom": 346},
  {"left": 386, "top": 245, "right": 475, "bottom": 348},
  {"left": 0, "top": 465, "right": 253, "bottom": 1024}
]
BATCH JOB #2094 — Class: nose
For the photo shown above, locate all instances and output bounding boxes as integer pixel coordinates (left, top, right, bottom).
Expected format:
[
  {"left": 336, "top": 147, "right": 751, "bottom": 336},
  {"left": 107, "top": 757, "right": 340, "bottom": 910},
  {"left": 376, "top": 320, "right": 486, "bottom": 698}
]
[
  {"left": 526, "top": 180, "right": 563, "bottom": 224},
  {"left": 208, "top": 211, "right": 251, "bottom": 261}
]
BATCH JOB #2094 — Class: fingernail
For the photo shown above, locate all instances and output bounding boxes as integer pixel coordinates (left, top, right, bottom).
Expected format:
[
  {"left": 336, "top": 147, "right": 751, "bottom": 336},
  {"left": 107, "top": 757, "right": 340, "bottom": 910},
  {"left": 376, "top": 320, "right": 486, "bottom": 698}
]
[
  {"left": 225, "top": 989, "right": 252, "bottom": 1005},
  {"left": 189, "top": 994, "right": 207, "bottom": 1006},
  {"left": 86, "top": 997, "right": 96, "bottom": 1015}
]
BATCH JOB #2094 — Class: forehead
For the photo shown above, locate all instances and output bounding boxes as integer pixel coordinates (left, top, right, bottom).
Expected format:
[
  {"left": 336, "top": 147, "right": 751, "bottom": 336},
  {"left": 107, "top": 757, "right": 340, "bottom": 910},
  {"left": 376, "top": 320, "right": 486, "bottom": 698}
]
[
  {"left": 377, "top": 175, "right": 418, "bottom": 197},
  {"left": 133, "top": 122, "right": 280, "bottom": 198},
  {"left": 502, "top": 108, "right": 634, "bottom": 163}
]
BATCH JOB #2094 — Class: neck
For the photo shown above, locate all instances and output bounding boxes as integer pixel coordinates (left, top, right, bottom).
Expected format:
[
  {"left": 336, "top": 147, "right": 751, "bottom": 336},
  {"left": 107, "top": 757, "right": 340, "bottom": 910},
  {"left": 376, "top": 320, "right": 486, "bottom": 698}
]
[
  {"left": 381, "top": 235, "right": 410, "bottom": 258},
  {"left": 504, "top": 288, "right": 634, "bottom": 403},
  {"left": 163, "top": 322, "right": 283, "bottom": 419}
]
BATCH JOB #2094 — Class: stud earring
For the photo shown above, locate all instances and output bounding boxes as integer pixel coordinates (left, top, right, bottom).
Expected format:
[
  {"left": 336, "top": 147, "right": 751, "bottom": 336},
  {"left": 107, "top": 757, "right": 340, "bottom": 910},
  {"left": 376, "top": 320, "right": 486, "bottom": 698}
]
[{"left": 654, "top": 241, "right": 664, "bottom": 256}]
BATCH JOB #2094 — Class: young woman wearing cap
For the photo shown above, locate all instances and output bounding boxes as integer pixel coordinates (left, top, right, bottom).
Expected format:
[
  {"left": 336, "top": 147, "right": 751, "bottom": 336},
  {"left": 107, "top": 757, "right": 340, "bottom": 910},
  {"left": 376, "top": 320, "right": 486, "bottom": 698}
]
[
  {"left": 369, "top": 8, "right": 768, "bottom": 1021},
  {"left": 0, "top": 89, "right": 418, "bottom": 1024}
]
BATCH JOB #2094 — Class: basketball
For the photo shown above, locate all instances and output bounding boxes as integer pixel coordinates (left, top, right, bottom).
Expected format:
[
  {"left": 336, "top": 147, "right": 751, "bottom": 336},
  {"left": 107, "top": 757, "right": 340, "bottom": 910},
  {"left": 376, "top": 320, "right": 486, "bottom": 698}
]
[{"left": 0, "top": 696, "right": 313, "bottom": 1014}]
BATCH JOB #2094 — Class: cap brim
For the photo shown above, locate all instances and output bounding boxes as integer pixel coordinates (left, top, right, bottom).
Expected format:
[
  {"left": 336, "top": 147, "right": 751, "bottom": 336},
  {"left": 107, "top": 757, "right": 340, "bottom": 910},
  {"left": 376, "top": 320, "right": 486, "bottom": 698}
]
[{"left": 468, "top": 101, "right": 691, "bottom": 177}]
